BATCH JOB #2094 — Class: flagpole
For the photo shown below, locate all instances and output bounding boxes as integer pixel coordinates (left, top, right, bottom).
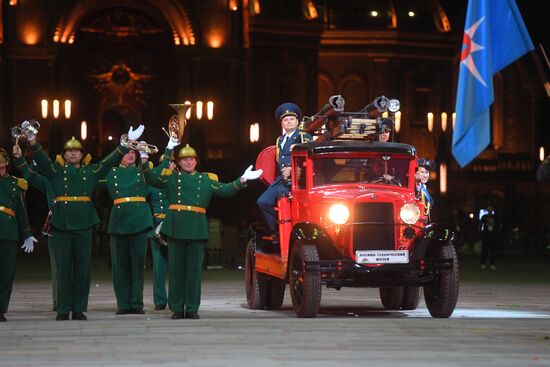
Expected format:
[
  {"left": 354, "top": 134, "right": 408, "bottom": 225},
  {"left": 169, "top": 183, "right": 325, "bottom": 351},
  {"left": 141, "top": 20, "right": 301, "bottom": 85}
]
[{"left": 529, "top": 44, "right": 550, "bottom": 99}]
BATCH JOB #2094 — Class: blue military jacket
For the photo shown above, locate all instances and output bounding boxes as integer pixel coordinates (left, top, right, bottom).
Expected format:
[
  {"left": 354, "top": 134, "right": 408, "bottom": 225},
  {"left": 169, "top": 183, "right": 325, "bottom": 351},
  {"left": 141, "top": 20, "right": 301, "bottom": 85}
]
[{"left": 275, "top": 129, "right": 312, "bottom": 171}]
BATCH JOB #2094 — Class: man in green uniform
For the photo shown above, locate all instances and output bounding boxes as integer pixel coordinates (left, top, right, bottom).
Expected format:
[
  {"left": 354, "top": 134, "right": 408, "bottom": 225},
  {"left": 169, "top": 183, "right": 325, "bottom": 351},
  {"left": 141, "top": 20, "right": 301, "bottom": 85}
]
[
  {"left": 12, "top": 144, "right": 58, "bottom": 311},
  {"left": 98, "top": 147, "right": 154, "bottom": 315},
  {"left": 0, "top": 148, "right": 37, "bottom": 322},
  {"left": 143, "top": 142, "right": 262, "bottom": 319},
  {"left": 28, "top": 125, "right": 143, "bottom": 321},
  {"left": 146, "top": 147, "right": 176, "bottom": 311}
]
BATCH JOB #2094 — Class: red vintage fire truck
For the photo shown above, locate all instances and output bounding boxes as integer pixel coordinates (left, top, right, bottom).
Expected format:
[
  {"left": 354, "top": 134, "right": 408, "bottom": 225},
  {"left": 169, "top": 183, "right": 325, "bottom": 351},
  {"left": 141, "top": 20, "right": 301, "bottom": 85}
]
[{"left": 246, "top": 96, "right": 459, "bottom": 318}]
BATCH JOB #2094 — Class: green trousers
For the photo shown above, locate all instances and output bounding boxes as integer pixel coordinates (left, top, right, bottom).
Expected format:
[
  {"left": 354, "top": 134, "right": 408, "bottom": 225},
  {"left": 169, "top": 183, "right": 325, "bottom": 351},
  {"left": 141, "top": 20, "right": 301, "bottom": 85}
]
[
  {"left": 110, "top": 231, "right": 148, "bottom": 311},
  {"left": 150, "top": 237, "right": 168, "bottom": 307},
  {"left": 0, "top": 240, "right": 18, "bottom": 313},
  {"left": 168, "top": 239, "right": 205, "bottom": 313},
  {"left": 48, "top": 238, "right": 57, "bottom": 309},
  {"left": 51, "top": 228, "right": 92, "bottom": 315}
]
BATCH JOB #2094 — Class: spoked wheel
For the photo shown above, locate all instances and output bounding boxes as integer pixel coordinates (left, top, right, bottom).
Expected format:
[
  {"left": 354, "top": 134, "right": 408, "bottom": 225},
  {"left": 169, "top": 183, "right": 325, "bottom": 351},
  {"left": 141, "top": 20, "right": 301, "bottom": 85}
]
[
  {"left": 379, "top": 287, "right": 404, "bottom": 310},
  {"left": 424, "top": 245, "right": 460, "bottom": 318},
  {"left": 266, "top": 276, "right": 286, "bottom": 310},
  {"left": 401, "top": 287, "right": 421, "bottom": 310},
  {"left": 245, "top": 238, "right": 268, "bottom": 309},
  {"left": 289, "top": 243, "right": 321, "bottom": 318}
]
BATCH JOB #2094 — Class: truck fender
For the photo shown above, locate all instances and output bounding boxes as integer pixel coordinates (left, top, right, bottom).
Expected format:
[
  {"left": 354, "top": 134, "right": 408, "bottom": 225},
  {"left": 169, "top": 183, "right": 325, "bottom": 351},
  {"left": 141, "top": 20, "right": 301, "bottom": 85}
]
[
  {"left": 410, "top": 223, "right": 455, "bottom": 261},
  {"left": 289, "top": 223, "right": 340, "bottom": 260}
]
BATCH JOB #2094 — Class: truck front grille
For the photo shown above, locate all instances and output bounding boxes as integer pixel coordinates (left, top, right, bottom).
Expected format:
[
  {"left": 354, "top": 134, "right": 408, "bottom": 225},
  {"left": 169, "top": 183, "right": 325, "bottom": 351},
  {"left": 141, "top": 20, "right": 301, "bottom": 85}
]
[{"left": 352, "top": 202, "right": 395, "bottom": 252}]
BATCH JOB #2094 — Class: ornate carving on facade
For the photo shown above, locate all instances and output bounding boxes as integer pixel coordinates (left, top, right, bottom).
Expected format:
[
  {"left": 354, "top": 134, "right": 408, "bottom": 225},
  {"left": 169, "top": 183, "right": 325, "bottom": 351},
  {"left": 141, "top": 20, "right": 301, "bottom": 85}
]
[{"left": 90, "top": 62, "right": 152, "bottom": 106}]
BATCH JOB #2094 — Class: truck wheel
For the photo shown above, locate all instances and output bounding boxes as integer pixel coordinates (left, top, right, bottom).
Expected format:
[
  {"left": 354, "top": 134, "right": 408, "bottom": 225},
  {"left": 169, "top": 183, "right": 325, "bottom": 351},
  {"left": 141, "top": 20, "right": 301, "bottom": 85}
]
[
  {"left": 289, "top": 243, "right": 321, "bottom": 318},
  {"left": 379, "top": 287, "right": 405, "bottom": 310},
  {"left": 266, "top": 276, "right": 285, "bottom": 310},
  {"left": 424, "top": 245, "right": 459, "bottom": 318},
  {"left": 401, "top": 287, "right": 421, "bottom": 310},
  {"left": 245, "top": 238, "right": 268, "bottom": 309}
]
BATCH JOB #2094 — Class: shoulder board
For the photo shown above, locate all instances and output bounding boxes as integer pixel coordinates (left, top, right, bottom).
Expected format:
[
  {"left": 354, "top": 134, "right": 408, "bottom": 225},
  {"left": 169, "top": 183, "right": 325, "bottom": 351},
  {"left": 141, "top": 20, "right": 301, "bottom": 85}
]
[
  {"left": 83, "top": 154, "right": 92, "bottom": 166},
  {"left": 17, "top": 177, "right": 28, "bottom": 191},
  {"left": 161, "top": 168, "right": 173, "bottom": 176},
  {"left": 55, "top": 155, "right": 65, "bottom": 166},
  {"left": 148, "top": 161, "right": 154, "bottom": 169},
  {"left": 205, "top": 172, "right": 219, "bottom": 182}
]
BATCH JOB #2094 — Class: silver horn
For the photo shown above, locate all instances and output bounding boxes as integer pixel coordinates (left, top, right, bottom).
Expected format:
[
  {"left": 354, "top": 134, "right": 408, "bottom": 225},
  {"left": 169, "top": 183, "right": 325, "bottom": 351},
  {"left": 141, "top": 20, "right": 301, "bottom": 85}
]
[{"left": 11, "top": 119, "right": 40, "bottom": 141}]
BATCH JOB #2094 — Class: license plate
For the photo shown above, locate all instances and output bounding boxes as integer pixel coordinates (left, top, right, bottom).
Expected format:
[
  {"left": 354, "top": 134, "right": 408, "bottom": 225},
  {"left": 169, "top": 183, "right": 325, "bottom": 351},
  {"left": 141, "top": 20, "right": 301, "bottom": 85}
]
[{"left": 355, "top": 250, "right": 409, "bottom": 264}]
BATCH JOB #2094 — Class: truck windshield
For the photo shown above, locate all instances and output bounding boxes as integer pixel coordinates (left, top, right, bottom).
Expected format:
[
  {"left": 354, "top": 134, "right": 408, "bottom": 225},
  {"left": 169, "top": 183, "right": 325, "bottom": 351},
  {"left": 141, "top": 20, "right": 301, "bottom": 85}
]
[{"left": 312, "top": 156, "right": 410, "bottom": 187}]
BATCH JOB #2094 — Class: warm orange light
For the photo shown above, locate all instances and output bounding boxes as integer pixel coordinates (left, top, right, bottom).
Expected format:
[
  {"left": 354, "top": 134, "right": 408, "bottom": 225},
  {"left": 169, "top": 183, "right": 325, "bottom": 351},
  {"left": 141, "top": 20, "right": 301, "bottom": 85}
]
[
  {"left": 68, "top": 35, "right": 75, "bottom": 44},
  {"left": 394, "top": 111, "right": 401, "bottom": 133},
  {"left": 250, "top": 123, "right": 259, "bottom": 143},
  {"left": 452, "top": 112, "right": 456, "bottom": 130},
  {"left": 229, "top": 0, "right": 238, "bottom": 11},
  {"left": 81, "top": 121, "right": 87, "bottom": 141},
  {"left": 53, "top": 34, "right": 60, "bottom": 43},
  {"left": 207, "top": 101, "right": 214, "bottom": 120},
  {"left": 64, "top": 100, "right": 72, "bottom": 119},
  {"left": 9, "top": 0, "right": 17, "bottom": 5},
  {"left": 441, "top": 112, "right": 448, "bottom": 132},
  {"left": 174, "top": 36, "right": 181, "bottom": 46},
  {"left": 303, "top": 0, "right": 318, "bottom": 20},
  {"left": 196, "top": 101, "right": 203, "bottom": 120},
  {"left": 370, "top": 11, "right": 379, "bottom": 17},
  {"left": 540, "top": 147, "right": 546, "bottom": 162},
  {"left": 427, "top": 112, "right": 434, "bottom": 132},
  {"left": 184, "top": 101, "right": 192, "bottom": 119},
  {"left": 41, "top": 99, "right": 48, "bottom": 119},
  {"left": 53, "top": 100, "right": 60, "bottom": 119},
  {"left": 440, "top": 163, "right": 447, "bottom": 194},
  {"left": 23, "top": 28, "right": 39, "bottom": 45},
  {"left": 251, "top": 0, "right": 261, "bottom": 14}
]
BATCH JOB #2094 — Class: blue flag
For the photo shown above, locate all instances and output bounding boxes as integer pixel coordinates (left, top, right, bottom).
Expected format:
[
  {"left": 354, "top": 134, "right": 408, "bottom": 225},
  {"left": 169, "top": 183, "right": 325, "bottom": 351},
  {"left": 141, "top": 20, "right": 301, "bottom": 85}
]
[{"left": 452, "top": 0, "right": 534, "bottom": 167}]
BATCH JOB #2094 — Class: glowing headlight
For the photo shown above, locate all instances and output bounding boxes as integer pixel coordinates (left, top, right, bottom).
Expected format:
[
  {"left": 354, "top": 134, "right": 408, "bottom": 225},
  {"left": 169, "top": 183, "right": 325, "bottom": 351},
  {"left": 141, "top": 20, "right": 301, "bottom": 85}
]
[
  {"left": 328, "top": 204, "right": 350, "bottom": 225},
  {"left": 400, "top": 203, "right": 420, "bottom": 225}
]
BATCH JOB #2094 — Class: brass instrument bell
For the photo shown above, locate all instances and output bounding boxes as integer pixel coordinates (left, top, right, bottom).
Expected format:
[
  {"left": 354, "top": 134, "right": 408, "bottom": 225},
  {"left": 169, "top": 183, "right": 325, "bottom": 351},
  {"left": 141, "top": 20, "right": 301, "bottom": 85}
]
[{"left": 164, "top": 103, "right": 194, "bottom": 141}]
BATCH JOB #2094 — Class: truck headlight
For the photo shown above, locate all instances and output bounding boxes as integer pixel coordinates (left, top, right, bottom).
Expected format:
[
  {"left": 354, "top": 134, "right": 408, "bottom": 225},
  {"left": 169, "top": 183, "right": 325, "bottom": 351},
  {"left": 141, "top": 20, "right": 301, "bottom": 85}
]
[
  {"left": 328, "top": 204, "right": 350, "bottom": 225},
  {"left": 400, "top": 203, "right": 420, "bottom": 225}
]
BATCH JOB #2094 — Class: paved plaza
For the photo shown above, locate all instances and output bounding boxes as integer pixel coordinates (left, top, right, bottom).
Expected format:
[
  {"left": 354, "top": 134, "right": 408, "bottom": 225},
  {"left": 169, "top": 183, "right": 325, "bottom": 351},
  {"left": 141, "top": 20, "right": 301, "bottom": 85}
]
[{"left": 1, "top": 255, "right": 549, "bottom": 366}]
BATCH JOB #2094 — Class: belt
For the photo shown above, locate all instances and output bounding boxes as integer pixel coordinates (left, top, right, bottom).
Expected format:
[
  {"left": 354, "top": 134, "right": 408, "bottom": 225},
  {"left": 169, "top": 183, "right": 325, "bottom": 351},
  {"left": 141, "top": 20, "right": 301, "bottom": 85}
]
[
  {"left": 55, "top": 196, "right": 91, "bottom": 202},
  {"left": 168, "top": 204, "right": 206, "bottom": 214},
  {"left": 154, "top": 213, "right": 166, "bottom": 219},
  {"left": 0, "top": 205, "right": 16, "bottom": 217},
  {"left": 113, "top": 196, "right": 146, "bottom": 205}
]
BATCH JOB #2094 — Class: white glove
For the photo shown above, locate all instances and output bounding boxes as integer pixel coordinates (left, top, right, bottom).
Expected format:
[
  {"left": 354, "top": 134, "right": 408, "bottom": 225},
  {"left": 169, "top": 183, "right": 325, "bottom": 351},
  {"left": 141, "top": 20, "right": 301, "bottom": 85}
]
[
  {"left": 139, "top": 150, "right": 149, "bottom": 160},
  {"left": 166, "top": 136, "right": 180, "bottom": 150},
  {"left": 127, "top": 124, "right": 145, "bottom": 141},
  {"left": 241, "top": 165, "right": 263, "bottom": 182},
  {"left": 21, "top": 236, "right": 37, "bottom": 253}
]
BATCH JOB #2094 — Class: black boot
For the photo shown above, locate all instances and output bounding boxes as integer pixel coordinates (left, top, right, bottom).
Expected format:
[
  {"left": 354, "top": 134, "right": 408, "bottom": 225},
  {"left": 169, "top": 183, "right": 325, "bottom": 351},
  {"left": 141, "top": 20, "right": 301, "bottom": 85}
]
[
  {"left": 56, "top": 313, "right": 69, "bottom": 321},
  {"left": 171, "top": 312, "right": 185, "bottom": 320},
  {"left": 0, "top": 313, "right": 6, "bottom": 322},
  {"left": 131, "top": 308, "right": 145, "bottom": 314},
  {"left": 116, "top": 309, "right": 131, "bottom": 315},
  {"left": 155, "top": 304, "right": 166, "bottom": 311},
  {"left": 72, "top": 312, "right": 87, "bottom": 320},
  {"left": 185, "top": 312, "right": 200, "bottom": 319}
]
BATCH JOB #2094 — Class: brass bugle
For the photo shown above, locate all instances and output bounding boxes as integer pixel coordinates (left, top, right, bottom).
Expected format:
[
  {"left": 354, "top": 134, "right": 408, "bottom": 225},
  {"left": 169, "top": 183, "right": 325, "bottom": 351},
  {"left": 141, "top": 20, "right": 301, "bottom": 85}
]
[
  {"left": 11, "top": 119, "right": 40, "bottom": 141},
  {"left": 120, "top": 134, "right": 158, "bottom": 154}
]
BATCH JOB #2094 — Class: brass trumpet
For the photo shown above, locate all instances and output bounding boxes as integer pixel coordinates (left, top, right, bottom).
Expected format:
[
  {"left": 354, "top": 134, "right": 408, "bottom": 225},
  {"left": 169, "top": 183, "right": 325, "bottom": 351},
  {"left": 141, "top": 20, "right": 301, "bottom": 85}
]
[
  {"left": 11, "top": 119, "right": 40, "bottom": 141},
  {"left": 163, "top": 103, "right": 194, "bottom": 141},
  {"left": 120, "top": 134, "right": 159, "bottom": 154}
]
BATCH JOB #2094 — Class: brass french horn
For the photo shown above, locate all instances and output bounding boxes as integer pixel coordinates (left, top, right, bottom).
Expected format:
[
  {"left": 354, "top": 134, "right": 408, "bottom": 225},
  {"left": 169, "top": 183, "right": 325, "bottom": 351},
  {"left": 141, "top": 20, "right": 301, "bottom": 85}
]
[{"left": 163, "top": 103, "right": 194, "bottom": 141}]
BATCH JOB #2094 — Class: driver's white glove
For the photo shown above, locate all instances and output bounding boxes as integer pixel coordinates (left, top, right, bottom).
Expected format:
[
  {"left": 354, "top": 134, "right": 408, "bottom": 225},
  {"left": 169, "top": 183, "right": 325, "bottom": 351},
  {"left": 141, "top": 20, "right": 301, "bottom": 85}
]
[
  {"left": 127, "top": 124, "right": 145, "bottom": 141},
  {"left": 166, "top": 136, "right": 180, "bottom": 150},
  {"left": 241, "top": 165, "right": 263, "bottom": 182},
  {"left": 21, "top": 236, "right": 37, "bottom": 253}
]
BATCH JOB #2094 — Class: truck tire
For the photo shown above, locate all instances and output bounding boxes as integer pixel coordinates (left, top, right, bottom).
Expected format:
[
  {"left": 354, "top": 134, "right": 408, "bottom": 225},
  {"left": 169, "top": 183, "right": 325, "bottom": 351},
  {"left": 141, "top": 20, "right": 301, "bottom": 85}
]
[
  {"left": 245, "top": 238, "right": 268, "bottom": 309},
  {"left": 424, "top": 245, "right": 459, "bottom": 318},
  {"left": 266, "top": 276, "right": 285, "bottom": 310},
  {"left": 401, "top": 287, "right": 421, "bottom": 310},
  {"left": 289, "top": 243, "right": 321, "bottom": 318},
  {"left": 379, "top": 287, "right": 405, "bottom": 310}
]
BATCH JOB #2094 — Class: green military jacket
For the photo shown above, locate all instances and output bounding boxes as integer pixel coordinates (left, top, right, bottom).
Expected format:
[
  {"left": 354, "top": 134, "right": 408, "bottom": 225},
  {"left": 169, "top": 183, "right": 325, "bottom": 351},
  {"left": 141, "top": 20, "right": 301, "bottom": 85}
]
[
  {"left": 14, "top": 157, "right": 54, "bottom": 208},
  {"left": 146, "top": 149, "right": 172, "bottom": 237},
  {"left": 30, "top": 143, "right": 128, "bottom": 231},
  {"left": 0, "top": 174, "right": 32, "bottom": 241},
  {"left": 98, "top": 164, "right": 153, "bottom": 235},
  {"left": 142, "top": 163, "right": 245, "bottom": 240}
]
